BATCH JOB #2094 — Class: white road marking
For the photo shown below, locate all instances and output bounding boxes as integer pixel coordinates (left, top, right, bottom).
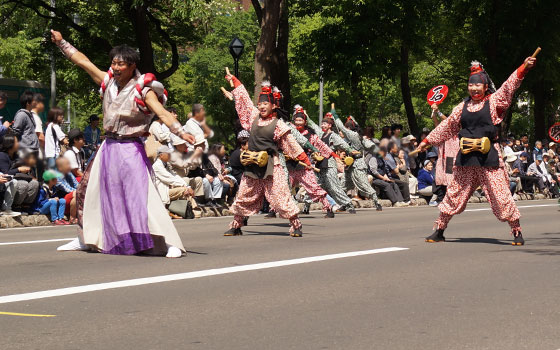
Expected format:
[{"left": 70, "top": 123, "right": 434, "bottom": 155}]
[
  {"left": 465, "top": 204, "right": 557, "bottom": 212},
  {"left": 0, "top": 247, "right": 408, "bottom": 304},
  {"left": 0, "top": 238, "right": 74, "bottom": 246}
]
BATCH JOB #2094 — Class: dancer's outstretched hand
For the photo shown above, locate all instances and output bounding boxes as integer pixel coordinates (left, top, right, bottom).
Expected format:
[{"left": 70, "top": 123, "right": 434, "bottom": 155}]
[
  {"left": 50, "top": 30, "right": 63, "bottom": 44},
  {"left": 524, "top": 57, "right": 536, "bottom": 70},
  {"left": 416, "top": 141, "right": 429, "bottom": 153},
  {"left": 181, "top": 133, "right": 195, "bottom": 144}
]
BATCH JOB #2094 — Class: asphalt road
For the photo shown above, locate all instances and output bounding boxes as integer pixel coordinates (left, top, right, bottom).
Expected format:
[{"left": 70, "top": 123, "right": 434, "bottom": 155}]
[{"left": 0, "top": 199, "right": 558, "bottom": 350}]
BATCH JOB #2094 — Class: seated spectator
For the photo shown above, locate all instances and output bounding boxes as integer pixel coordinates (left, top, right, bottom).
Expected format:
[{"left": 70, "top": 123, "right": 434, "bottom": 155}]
[
  {"left": 208, "top": 143, "right": 233, "bottom": 202},
  {"left": 531, "top": 153, "right": 559, "bottom": 197},
  {"left": 184, "top": 103, "right": 213, "bottom": 152},
  {"left": 225, "top": 131, "right": 249, "bottom": 189},
  {"left": 12, "top": 149, "right": 41, "bottom": 212},
  {"left": 0, "top": 91, "right": 12, "bottom": 139},
  {"left": 0, "top": 134, "right": 39, "bottom": 213},
  {"left": 36, "top": 170, "right": 68, "bottom": 225},
  {"left": 54, "top": 157, "right": 79, "bottom": 224},
  {"left": 188, "top": 135, "right": 224, "bottom": 208},
  {"left": 504, "top": 151, "right": 522, "bottom": 195},
  {"left": 63, "top": 129, "right": 86, "bottom": 180},
  {"left": 384, "top": 141, "right": 411, "bottom": 203},
  {"left": 548, "top": 142, "right": 557, "bottom": 159},
  {"left": 417, "top": 160, "right": 438, "bottom": 206},
  {"left": 532, "top": 140, "right": 544, "bottom": 162},
  {"left": 149, "top": 115, "right": 172, "bottom": 146},
  {"left": 512, "top": 152, "right": 540, "bottom": 194},
  {"left": 153, "top": 146, "right": 194, "bottom": 218},
  {"left": 44, "top": 107, "right": 68, "bottom": 169},
  {"left": 0, "top": 172, "right": 19, "bottom": 217},
  {"left": 168, "top": 135, "right": 205, "bottom": 203},
  {"left": 83, "top": 114, "right": 102, "bottom": 161},
  {"left": 401, "top": 135, "right": 418, "bottom": 177},
  {"left": 367, "top": 146, "right": 407, "bottom": 207}
]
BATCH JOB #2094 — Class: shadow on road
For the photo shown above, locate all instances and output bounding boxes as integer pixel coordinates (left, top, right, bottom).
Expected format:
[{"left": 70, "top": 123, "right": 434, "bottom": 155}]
[{"left": 445, "top": 237, "right": 511, "bottom": 245}]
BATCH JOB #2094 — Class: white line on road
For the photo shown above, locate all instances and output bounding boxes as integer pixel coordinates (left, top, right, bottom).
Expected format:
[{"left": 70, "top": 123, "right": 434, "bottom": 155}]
[
  {"left": 0, "top": 238, "right": 74, "bottom": 246},
  {"left": 0, "top": 247, "right": 408, "bottom": 304}
]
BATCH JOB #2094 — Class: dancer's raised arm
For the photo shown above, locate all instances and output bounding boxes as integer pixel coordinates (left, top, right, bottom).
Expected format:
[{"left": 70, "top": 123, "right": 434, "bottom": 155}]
[{"left": 51, "top": 30, "right": 106, "bottom": 85}]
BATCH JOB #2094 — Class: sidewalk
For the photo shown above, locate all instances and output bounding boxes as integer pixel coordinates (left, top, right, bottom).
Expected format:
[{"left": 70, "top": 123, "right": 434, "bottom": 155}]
[{"left": 0, "top": 193, "right": 553, "bottom": 229}]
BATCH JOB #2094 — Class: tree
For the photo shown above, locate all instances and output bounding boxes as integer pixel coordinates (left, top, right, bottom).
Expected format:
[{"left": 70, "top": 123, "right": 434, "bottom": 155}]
[{"left": 251, "top": 0, "right": 291, "bottom": 107}]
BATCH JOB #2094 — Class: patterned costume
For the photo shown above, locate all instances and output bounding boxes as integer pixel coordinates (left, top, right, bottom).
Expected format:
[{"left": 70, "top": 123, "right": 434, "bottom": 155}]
[
  {"left": 227, "top": 79, "right": 307, "bottom": 236},
  {"left": 285, "top": 108, "right": 333, "bottom": 214},
  {"left": 424, "top": 62, "right": 531, "bottom": 245},
  {"left": 332, "top": 112, "right": 381, "bottom": 207}
]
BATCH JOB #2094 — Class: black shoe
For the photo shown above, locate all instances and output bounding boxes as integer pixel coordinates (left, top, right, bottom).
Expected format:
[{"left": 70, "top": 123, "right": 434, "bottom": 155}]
[
  {"left": 224, "top": 228, "right": 243, "bottom": 236},
  {"left": 512, "top": 232, "right": 524, "bottom": 246},
  {"left": 324, "top": 210, "right": 335, "bottom": 218},
  {"left": 243, "top": 216, "right": 249, "bottom": 226},
  {"left": 290, "top": 228, "right": 303, "bottom": 237},
  {"left": 302, "top": 203, "right": 311, "bottom": 215},
  {"left": 425, "top": 229, "right": 445, "bottom": 243},
  {"left": 264, "top": 211, "right": 277, "bottom": 219},
  {"left": 376, "top": 203, "right": 383, "bottom": 211},
  {"left": 348, "top": 208, "right": 357, "bottom": 214},
  {"left": 209, "top": 201, "right": 222, "bottom": 209}
]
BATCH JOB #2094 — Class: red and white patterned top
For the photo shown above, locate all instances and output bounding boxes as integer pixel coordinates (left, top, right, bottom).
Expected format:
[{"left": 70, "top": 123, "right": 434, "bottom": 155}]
[
  {"left": 300, "top": 129, "right": 334, "bottom": 158},
  {"left": 426, "top": 69, "right": 523, "bottom": 168},
  {"left": 427, "top": 70, "right": 523, "bottom": 145},
  {"left": 232, "top": 84, "right": 304, "bottom": 160}
]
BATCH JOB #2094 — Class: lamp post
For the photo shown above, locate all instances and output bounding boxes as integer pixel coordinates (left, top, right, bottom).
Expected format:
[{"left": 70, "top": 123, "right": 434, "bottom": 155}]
[{"left": 228, "top": 37, "right": 244, "bottom": 77}]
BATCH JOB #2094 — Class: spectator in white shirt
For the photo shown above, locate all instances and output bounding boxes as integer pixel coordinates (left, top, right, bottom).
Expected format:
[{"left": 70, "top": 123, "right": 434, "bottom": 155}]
[
  {"left": 63, "top": 129, "right": 86, "bottom": 179},
  {"left": 44, "top": 107, "right": 68, "bottom": 169},
  {"left": 152, "top": 146, "right": 194, "bottom": 210},
  {"left": 183, "top": 104, "right": 213, "bottom": 151},
  {"left": 149, "top": 115, "right": 172, "bottom": 146}
]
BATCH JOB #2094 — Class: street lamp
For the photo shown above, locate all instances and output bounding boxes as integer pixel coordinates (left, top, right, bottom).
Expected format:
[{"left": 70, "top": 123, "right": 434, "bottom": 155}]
[{"left": 228, "top": 37, "right": 244, "bottom": 77}]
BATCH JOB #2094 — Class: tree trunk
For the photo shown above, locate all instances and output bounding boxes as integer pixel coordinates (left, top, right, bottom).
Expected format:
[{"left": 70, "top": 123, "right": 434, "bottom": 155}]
[
  {"left": 399, "top": 44, "right": 419, "bottom": 135},
  {"left": 253, "top": 0, "right": 281, "bottom": 99},
  {"left": 272, "top": 0, "right": 291, "bottom": 109},
  {"left": 126, "top": 3, "right": 156, "bottom": 75}
]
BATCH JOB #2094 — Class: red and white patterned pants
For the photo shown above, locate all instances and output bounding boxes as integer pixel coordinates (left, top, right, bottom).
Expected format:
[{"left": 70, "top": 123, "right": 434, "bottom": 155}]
[
  {"left": 230, "top": 163, "right": 301, "bottom": 232},
  {"left": 289, "top": 168, "right": 331, "bottom": 211},
  {"left": 435, "top": 166, "right": 521, "bottom": 234}
]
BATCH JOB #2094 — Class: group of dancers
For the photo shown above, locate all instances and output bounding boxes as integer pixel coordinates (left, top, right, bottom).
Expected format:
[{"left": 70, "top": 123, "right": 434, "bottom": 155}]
[{"left": 51, "top": 28, "right": 536, "bottom": 258}]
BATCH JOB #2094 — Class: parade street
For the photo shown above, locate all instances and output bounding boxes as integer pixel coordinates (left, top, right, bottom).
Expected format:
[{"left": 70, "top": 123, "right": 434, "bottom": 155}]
[{"left": 0, "top": 200, "right": 558, "bottom": 350}]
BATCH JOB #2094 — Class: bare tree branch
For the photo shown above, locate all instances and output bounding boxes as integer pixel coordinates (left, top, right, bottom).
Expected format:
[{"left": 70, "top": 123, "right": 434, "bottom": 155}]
[
  {"left": 251, "top": 0, "right": 262, "bottom": 26},
  {"left": 145, "top": 8, "right": 179, "bottom": 80}
]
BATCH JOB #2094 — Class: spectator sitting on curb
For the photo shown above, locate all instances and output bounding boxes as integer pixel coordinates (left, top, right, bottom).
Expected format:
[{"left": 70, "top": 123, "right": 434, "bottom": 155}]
[
  {"left": 54, "top": 157, "right": 79, "bottom": 224},
  {"left": 35, "top": 170, "right": 68, "bottom": 225},
  {"left": 417, "top": 160, "right": 438, "bottom": 206}
]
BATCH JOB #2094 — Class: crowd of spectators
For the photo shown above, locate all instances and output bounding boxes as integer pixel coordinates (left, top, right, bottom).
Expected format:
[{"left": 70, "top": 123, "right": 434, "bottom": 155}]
[{"left": 0, "top": 88, "right": 558, "bottom": 224}]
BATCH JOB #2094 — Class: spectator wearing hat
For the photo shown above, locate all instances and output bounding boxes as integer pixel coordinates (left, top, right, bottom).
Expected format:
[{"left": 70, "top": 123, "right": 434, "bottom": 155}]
[
  {"left": 84, "top": 114, "right": 102, "bottom": 160},
  {"left": 548, "top": 142, "right": 557, "bottom": 158},
  {"left": 36, "top": 170, "right": 68, "bottom": 225},
  {"left": 44, "top": 107, "right": 68, "bottom": 169},
  {"left": 63, "top": 129, "right": 86, "bottom": 180},
  {"left": 152, "top": 145, "right": 194, "bottom": 217},
  {"left": 168, "top": 134, "right": 205, "bottom": 203}
]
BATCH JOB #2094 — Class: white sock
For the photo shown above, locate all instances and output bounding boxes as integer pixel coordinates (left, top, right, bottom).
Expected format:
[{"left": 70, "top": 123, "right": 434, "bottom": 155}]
[
  {"left": 166, "top": 246, "right": 182, "bottom": 258},
  {"left": 57, "top": 238, "right": 88, "bottom": 251}
]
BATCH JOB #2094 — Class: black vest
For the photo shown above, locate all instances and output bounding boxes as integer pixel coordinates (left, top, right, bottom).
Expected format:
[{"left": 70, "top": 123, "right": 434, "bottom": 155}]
[
  {"left": 245, "top": 117, "right": 279, "bottom": 179},
  {"left": 376, "top": 155, "right": 387, "bottom": 176},
  {"left": 455, "top": 100, "right": 499, "bottom": 167}
]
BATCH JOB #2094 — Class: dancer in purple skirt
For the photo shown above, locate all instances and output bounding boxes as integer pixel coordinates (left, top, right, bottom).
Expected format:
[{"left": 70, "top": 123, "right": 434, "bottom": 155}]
[{"left": 51, "top": 30, "right": 194, "bottom": 258}]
